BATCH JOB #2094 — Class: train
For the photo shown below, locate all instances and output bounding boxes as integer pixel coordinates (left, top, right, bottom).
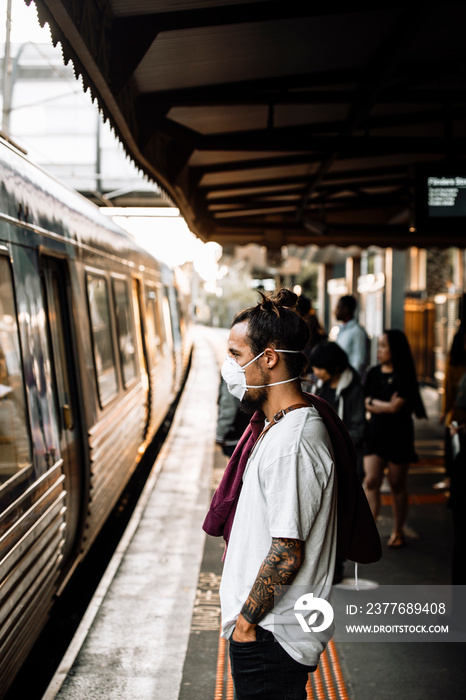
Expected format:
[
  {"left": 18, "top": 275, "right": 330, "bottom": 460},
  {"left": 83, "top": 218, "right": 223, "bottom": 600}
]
[{"left": 0, "top": 136, "right": 193, "bottom": 695}]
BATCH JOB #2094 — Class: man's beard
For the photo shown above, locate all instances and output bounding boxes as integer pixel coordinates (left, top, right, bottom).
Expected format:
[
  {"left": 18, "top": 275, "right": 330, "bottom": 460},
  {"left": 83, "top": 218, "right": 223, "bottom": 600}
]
[{"left": 239, "top": 386, "right": 268, "bottom": 415}]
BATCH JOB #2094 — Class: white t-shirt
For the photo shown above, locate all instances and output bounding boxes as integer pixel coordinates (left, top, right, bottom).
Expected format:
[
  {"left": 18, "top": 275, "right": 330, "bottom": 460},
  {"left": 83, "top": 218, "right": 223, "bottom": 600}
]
[{"left": 220, "top": 406, "right": 337, "bottom": 666}]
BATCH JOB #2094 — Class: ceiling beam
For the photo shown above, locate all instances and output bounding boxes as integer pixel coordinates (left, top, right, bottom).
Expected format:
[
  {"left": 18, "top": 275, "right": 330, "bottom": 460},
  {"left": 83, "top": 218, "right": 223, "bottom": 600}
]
[
  {"left": 209, "top": 191, "right": 407, "bottom": 213},
  {"left": 169, "top": 106, "right": 466, "bottom": 155},
  {"left": 111, "top": 2, "right": 401, "bottom": 95},
  {"left": 144, "top": 88, "right": 466, "bottom": 109},
  {"left": 137, "top": 68, "right": 358, "bottom": 113},
  {"left": 207, "top": 177, "right": 407, "bottom": 204},
  {"left": 295, "top": 107, "right": 466, "bottom": 135},
  {"left": 110, "top": 1, "right": 334, "bottom": 93},
  {"left": 192, "top": 153, "right": 320, "bottom": 177},
  {"left": 137, "top": 52, "right": 465, "bottom": 107},
  {"left": 113, "top": 1, "right": 358, "bottom": 36},
  {"left": 140, "top": 106, "right": 466, "bottom": 175},
  {"left": 197, "top": 132, "right": 464, "bottom": 154},
  {"left": 199, "top": 168, "right": 410, "bottom": 194},
  {"left": 210, "top": 227, "right": 466, "bottom": 249},
  {"left": 194, "top": 158, "right": 410, "bottom": 180}
]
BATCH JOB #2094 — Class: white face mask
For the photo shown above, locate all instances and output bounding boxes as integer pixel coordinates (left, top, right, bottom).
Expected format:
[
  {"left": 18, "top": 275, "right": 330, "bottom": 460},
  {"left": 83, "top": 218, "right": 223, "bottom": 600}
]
[{"left": 221, "top": 350, "right": 301, "bottom": 401}]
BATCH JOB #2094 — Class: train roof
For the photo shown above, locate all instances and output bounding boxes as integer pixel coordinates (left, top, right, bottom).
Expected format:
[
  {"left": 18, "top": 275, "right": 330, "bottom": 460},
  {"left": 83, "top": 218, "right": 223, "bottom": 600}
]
[{"left": 0, "top": 136, "right": 172, "bottom": 277}]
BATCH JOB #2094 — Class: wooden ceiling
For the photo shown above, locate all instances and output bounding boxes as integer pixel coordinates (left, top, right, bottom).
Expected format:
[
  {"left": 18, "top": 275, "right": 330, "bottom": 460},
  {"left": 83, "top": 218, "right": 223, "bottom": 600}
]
[{"left": 32, "top": 1, "right": 466, "bottom": 248}]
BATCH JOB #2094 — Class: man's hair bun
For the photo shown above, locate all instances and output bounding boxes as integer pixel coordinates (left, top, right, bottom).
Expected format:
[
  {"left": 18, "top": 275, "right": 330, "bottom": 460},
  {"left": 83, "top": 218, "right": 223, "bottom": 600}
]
[
  {"left": 257, "top": 288, "right": 298, "bottom": 316},
  {"left": 274, "top": 288, "right": 298, "bottom": 308}
]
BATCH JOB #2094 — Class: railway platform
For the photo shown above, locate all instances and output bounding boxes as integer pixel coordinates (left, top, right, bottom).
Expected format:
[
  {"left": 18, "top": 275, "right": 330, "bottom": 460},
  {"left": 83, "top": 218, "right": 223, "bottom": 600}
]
[{"left": 42, "top": 326, "right": 465, "bottom": 700}]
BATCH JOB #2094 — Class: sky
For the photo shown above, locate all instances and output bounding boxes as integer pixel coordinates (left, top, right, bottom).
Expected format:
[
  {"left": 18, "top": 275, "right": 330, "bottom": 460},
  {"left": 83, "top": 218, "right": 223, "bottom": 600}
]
[
  {"left": 0, "top": 0, "right": 51, "bottom": 43},
  {"left": 0, "top": 0, "right": 222, "bottom": 280}
]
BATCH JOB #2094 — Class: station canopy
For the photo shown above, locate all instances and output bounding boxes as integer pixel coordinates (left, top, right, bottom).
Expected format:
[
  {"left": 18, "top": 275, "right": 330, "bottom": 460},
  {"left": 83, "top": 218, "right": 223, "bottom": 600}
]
[{"left": 32, "top": 1, "right": 466, "bottom": 249}]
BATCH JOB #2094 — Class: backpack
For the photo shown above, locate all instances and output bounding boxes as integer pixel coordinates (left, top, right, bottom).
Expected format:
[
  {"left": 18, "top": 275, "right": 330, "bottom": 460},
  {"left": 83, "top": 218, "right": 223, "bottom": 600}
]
[{"left": 304, "top": 393, "right": 381, "bottom": 564}]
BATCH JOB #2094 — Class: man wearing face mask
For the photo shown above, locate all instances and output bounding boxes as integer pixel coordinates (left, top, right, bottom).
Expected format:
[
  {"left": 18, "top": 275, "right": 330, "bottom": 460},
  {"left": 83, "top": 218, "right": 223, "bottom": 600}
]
[{"left": 210, "top": 288, "right": 338, "bottom": 700}]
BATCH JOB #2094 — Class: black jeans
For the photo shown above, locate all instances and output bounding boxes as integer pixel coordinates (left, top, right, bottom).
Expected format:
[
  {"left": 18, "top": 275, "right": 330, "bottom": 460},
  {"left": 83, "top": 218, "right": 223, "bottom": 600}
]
[{"left": 229, "top": 626, "right": 316, "bottom": 700}]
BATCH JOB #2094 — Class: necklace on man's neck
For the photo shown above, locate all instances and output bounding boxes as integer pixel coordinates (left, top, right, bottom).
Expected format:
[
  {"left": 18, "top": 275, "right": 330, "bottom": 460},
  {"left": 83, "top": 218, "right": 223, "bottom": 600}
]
[{"left": 249, "top": 402, "right": 310, "bottom": 458}]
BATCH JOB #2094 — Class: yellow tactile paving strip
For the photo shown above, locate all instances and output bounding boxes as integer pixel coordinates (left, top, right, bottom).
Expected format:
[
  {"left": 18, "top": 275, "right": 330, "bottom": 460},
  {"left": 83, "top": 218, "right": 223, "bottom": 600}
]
[
  {"left": 306, "top": 641, "right": 350, "bottom": 700},
  {"left": 214, "top": 631, "right": 350, "bottom": 700}
]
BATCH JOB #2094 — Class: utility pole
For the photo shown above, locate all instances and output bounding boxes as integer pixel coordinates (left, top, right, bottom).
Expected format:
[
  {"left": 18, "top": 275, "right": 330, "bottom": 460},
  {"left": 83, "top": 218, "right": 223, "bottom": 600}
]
[{"left": 2, "top": 0, "right": 12, "bottom": 134}]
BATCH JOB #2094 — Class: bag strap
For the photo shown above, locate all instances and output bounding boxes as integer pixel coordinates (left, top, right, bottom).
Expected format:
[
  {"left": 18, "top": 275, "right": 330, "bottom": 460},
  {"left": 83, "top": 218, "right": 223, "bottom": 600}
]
[{"left": 249, "top": 402, "right": 310, "bottom": 457}]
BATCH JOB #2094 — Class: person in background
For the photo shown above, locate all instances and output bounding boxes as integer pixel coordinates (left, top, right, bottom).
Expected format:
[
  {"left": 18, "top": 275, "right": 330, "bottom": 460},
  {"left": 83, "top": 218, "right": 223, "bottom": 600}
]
[
  {"left": 449, "top": 419, "right": 466, "bottom": 584},
  {"left": 439, "top": 326, "right": 466, "bottom": 490},
  {"left": 363, "top": 329, "right": 426, "bottom": 548},
  {"left": 335, "top": 295, "right": 368, "bottom": 378},
  {"left": 440, "top": 325, "right": 466, "bottom": 584},
  {"left": 309, "top": 341, "right": 366, "bottom": 479},
  {"left": 216, "top": 377, "right": 250, "bottom": 457},
  {"left": 296, "top": 295, "right": 327, "bottom": 351},
  {"left": 296, "top": 294, "right": 327, "bottom": 393},
  {"left": 309, "top": 341, "right": 366, "bottom": 583}
]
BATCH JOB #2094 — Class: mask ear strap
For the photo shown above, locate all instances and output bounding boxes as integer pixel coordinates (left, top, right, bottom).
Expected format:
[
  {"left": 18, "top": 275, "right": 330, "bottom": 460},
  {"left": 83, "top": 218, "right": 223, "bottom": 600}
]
[
  {"left": 245, "top": 376, "right": 300, "bottom": 389},
  {"left": 241, "top": 351, "right": 265, "bottom": 369},
  {"left": 241, "top": 348, "right": 302, "bottom": 371},
  {"left": 243, "top": 348, "right": 300, "bottom": 364}
]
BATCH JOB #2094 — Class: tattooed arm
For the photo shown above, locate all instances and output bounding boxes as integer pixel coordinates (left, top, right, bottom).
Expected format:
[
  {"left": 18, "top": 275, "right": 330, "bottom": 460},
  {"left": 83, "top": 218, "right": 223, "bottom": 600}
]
[{"left": 232, "top": 537, "right": 304, "bottom": 642}]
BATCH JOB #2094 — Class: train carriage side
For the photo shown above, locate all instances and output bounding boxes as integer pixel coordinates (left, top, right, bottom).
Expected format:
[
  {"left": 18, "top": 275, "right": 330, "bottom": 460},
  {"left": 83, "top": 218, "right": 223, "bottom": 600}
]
[
  {"left": 0, "top": 138, "right": 189, "bottom": 696},
  {"left": 174, "top": 267, "right": 195, "bottom": 378},
  {"left": 162, "top": 268, "right": 193, "bottom": 395}
]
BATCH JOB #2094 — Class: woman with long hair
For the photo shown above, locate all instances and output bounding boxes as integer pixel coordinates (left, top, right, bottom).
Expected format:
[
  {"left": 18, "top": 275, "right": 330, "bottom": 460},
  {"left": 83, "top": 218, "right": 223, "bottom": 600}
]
[{"left": 363, "top": 329, "right": 426, "bottom": 548}]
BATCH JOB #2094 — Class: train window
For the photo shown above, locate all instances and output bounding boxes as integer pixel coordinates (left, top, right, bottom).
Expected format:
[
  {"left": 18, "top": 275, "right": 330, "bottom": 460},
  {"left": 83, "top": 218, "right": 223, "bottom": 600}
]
[
  {"left": 86, "top": 273, "right": 118, "bottom": 406},
  {"left": 167, "top": 285, "right": 181, "bottom": 346},
  {"left": 112, "top": 278, "right": 137, "bottom": 387},
  {"left": 144, "top": 285, "right": 163, "bottom": 365},
  {"left": 0, "top": 258, "right": 31, "bottom": 484},
  {"left": 174, "top": 287, "right": 186, "bottom": 334},
  {"left": 162, "top": 287, "right": 174, "bottom": 351},
  {"left": 131, "top": 278, "right": 148, "bottom": 389},
  {"left": 156, "top": 290, "right": 169, "bottom": 354}
]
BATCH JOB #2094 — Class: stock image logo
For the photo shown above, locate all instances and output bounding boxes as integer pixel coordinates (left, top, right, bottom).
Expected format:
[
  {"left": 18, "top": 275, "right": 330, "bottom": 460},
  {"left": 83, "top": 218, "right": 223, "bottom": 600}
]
[{"left": 294, "top": 593, "right": 334, "bottom": 633}]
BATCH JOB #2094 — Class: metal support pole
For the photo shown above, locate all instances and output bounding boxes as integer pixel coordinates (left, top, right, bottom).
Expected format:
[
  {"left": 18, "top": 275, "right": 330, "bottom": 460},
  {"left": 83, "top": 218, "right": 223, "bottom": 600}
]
[
  {"left": 96, "top": 110, "right": 102, "bottom": 192},
  {"left": 2, "top": 0, "right": 12, "bottom": 134}
]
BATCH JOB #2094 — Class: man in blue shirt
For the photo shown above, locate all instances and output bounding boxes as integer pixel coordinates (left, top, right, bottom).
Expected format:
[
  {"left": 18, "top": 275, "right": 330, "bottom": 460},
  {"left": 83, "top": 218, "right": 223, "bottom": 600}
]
[{"left": 335, "top": 295, "right": 368, "bottom": 377}]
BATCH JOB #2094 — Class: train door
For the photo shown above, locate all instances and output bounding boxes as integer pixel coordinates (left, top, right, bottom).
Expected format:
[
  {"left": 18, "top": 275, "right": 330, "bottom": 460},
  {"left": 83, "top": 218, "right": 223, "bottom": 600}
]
[
  {"left": 40, "top": 256, "right": 84, "bottom": 566},
  {"left": 131, "top": 278, "right": 150, "bottom": 434},
  {"left": 162, "top": 286, "right": 177, "bottom": 392}
]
